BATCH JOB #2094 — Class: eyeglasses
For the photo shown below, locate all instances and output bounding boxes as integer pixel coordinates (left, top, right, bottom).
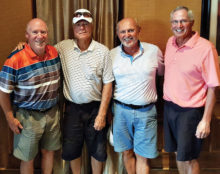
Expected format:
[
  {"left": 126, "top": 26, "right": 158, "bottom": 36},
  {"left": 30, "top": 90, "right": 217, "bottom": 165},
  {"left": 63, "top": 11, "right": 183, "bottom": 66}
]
[
  {"left": 171, "top": 19, "right": 191, "bottom": 25},
  {"left": 73, "top": 12, "right": 92, "bottom": 18}
]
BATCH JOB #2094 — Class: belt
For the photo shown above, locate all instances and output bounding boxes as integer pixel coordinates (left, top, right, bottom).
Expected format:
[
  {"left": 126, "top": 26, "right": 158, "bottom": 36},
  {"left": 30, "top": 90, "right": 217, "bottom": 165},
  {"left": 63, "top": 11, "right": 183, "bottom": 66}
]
[
  {"left": 113, "top": 99, "right": 153, "bottom": 109},
  {"left": 65, "top": 100, "right": 100, "bottom": 109}
]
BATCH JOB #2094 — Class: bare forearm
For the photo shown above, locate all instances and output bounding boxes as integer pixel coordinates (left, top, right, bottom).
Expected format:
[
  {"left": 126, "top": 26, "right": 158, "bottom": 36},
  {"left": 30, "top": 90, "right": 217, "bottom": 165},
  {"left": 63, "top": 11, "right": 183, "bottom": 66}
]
[
  {"left": 0, "top": 90, "right": 14, "bottom": 121},
  {"left": 93, "top": 82, "right": 112, "bottom": 130},
  {"left": 0, "top": 90, "right": 22, "bottom": 134},
  {"left": 196, "top": 87, "right": 216, "bottom": 138},
  {"left": 202, "top": 87, "right": 216, "bottom": 122},
  {"left": 98, "top": 82, "right": 113, "bottom": 117}
]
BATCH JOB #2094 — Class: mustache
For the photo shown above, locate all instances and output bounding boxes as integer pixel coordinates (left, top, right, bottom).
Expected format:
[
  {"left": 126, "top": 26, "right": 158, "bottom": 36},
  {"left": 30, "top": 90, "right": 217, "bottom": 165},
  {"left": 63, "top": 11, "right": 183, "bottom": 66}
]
[
  {"left": 123, "top": 37, "right": 133, "bottom": 42},
  {"left": 34, "top": 40, "right": 47, "bottom": 45}
]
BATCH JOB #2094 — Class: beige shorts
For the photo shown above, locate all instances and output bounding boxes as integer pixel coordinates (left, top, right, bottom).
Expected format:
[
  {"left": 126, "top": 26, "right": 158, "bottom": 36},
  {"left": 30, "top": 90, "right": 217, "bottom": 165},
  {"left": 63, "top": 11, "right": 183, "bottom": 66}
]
[{"left": 13, "top": 105, "right": 61, "bottom": 161}]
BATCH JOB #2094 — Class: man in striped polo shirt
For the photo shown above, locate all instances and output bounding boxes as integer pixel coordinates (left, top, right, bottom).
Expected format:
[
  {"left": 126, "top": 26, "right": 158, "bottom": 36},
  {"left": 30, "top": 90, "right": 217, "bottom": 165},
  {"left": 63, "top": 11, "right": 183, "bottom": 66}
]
[
  {"left": 0, "top": 18, "right": 61, "bottom": 174},
  {"left": 55, "top": 9, "right": 114, "bottom": 174}
]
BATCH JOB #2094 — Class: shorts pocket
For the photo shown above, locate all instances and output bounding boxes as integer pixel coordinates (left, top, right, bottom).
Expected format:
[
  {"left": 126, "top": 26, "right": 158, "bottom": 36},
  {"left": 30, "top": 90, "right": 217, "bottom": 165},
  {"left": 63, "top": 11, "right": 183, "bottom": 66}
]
[{"left": 146, "top": 114, "right": 157, "bottom": 128}]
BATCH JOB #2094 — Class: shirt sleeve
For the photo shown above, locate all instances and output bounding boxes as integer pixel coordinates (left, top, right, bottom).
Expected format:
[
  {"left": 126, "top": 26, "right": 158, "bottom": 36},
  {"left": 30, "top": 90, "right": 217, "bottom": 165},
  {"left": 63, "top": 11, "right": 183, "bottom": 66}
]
[
  {"left": 102, "top": 49, "right": 114, "bottom": 84},
  {"left": 201, "top": 44, "right": 220, "bottom": 87},
  {"left": 0, "top": 58, "right": 17, "bottom": 93}
]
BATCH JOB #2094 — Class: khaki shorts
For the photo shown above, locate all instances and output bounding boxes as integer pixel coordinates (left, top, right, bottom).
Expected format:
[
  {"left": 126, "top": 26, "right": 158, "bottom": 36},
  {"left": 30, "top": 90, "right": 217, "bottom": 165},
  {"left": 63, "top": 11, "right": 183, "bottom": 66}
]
[{"left": 13, "top": 105, "right": 61, "bottom": 161}]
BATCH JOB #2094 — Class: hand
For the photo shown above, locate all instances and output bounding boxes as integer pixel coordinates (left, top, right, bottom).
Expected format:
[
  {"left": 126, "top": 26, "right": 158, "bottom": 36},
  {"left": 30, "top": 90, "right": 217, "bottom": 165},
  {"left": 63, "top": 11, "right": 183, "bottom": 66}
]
[
  {"left": 8, "top": 117, "right": 23, "bottom": 134},
  {"left": 94, "top": 115, "right": 106, "bottom": 131},
  {"left": 195, "top": 120, "right": 210, "bottom": 139},
  {"left": 12, "top": 42, "right": 26, "bottom": 52}
]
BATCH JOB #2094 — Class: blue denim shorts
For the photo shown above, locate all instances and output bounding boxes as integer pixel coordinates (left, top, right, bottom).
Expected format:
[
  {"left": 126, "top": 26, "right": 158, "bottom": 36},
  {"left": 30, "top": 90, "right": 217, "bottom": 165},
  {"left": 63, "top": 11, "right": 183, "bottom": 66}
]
[{"left": 112, "top": 102, "right": 158, "bottom": 159}]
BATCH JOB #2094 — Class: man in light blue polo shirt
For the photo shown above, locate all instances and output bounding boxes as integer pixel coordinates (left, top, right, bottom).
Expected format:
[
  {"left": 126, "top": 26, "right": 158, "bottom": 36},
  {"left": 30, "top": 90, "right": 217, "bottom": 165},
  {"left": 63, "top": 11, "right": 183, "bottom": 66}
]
[{"left": 110, "top": 18, "right": 164, "bottom": 174}]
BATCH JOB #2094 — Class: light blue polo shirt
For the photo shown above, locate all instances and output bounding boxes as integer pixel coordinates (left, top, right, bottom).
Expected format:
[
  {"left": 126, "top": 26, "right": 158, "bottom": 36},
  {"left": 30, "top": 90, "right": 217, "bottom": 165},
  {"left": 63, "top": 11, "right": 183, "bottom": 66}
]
[{"left": 110, "top": 41, "right": 163, "bottom": 105}]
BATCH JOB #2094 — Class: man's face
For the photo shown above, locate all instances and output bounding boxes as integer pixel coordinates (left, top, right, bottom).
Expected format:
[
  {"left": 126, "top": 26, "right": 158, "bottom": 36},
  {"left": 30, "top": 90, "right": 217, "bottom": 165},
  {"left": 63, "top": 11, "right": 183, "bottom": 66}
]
[
  {"left": 25, "top": 20, "right": 48, "bottom": 55},
  {"left": 117, "top": 19, "right": 140, "bottom": 48},
  {"left": 171, "top": 9, "right": 194, "bottom": 40},
  {"left": 73, "top": 20, "right": 93, "bottom": 41}
]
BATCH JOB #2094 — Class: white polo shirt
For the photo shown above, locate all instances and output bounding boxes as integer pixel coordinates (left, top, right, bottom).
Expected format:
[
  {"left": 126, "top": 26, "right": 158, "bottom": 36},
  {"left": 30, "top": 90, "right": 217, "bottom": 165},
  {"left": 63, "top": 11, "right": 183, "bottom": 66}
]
[{"left": 111, "top": 42, "right": 164, "bottom": 105}]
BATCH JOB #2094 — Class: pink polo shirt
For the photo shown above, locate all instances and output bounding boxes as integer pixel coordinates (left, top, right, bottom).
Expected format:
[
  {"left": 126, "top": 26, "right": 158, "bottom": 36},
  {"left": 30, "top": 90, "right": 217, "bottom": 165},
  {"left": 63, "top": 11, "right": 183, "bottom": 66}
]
[{"left": 163, "top": 32, "right": 220, "bottom": 107}]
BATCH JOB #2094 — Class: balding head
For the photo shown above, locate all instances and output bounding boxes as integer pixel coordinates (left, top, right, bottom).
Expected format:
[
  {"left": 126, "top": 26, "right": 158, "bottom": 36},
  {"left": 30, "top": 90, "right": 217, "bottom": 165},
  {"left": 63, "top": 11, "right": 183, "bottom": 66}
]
[
  {"left": 26, "top": 18, "right": 48, "bottom": 34},
  {"left": 117, "top": 18, "right": 140, "bottom": 34},
  {"left": 25, "top": 18, "right": 48, "bottom": 56},
  {"left": 116, "top": 18, "right": 140, "bottom": 49}
]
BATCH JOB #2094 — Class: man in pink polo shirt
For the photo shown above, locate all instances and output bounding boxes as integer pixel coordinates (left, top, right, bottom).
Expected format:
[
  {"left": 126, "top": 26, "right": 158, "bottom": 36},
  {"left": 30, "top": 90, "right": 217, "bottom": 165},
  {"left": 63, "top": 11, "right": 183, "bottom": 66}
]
[{"left": 163, "top": 6, "right": 220, "bottom": 174}]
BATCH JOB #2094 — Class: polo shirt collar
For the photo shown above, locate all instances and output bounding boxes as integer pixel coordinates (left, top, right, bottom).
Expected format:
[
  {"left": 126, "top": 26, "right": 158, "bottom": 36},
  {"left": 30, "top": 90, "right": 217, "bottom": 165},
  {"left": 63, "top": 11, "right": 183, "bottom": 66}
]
[
  {"left": 73, "top": 39, "right": 95, "bottom": 52},
  {"left": 172, "top": 31, "right": 199, "bottom": 49},
  {"left": 24, "top": 43, "right": 50, "bottom": 58},
  {"left": 184, "top": 32, "right": 199, "bottom": 48},
  {"left": 120, "top": 41, "right": 144, "bottom": 61}
]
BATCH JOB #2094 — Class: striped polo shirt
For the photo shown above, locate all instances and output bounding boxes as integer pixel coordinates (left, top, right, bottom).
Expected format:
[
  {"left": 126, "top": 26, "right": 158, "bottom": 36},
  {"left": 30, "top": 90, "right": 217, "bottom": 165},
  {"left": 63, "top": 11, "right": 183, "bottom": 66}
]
[
  {"left": 0, "top": 44, "right": 61, "bottom": 110},
  {"left": 55, "top": 39, "right": 114, "bottom": 104}
]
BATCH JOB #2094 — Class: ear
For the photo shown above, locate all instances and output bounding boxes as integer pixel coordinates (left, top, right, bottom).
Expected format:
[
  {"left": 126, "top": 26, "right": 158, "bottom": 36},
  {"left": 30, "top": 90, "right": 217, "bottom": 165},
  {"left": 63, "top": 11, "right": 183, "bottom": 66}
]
[
  {"left": 138, "top": 26, "right": 141, "bottom": 32},
  {"left": 136, "top": 25, "right": 141, "bottom": 33},
  {"left": 25, "top": 32, "right": 29, "bottom": 40}
]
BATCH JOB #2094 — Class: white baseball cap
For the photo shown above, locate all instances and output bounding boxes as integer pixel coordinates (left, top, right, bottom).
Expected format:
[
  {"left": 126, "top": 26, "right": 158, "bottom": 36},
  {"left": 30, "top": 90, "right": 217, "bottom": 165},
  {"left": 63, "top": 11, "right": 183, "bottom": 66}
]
[{"left": 72, "top": 9, "right": 93, "bottom": 24}]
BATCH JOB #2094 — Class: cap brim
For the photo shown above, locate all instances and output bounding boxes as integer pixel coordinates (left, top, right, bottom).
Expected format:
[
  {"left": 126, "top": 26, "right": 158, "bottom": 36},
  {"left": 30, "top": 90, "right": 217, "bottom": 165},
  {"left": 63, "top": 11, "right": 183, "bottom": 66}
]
[{"left": 73, "top": 16, "right": 93, "bottom": 24}]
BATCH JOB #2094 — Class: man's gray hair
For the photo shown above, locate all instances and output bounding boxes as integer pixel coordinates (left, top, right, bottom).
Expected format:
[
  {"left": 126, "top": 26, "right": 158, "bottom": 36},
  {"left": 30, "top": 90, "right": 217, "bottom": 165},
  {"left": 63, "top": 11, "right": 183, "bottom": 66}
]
[{"left": 170, "top": 6, "right": 194, "bottom": 22}]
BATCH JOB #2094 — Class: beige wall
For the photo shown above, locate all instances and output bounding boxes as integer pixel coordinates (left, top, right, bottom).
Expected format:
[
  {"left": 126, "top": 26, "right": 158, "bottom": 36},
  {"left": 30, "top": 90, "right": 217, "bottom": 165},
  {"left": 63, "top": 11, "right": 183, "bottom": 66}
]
[
  {"left": 0, "top": 0, "right": 33, "bottom": 68},
  {"left": 123, "top": 0, "right": 202, "bottom": 52},
  {"left": 0, "top": 1, "right": 202, "bottom": 66},
  {"left": 0, "top": 0, "right": 33, "bottom": 169}
]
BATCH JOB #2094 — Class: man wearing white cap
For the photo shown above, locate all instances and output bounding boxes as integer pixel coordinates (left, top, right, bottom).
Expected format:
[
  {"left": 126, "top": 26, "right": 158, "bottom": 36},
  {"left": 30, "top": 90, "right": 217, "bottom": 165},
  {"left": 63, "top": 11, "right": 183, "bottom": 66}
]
[{"left": 55, "top": 9, "right": 114, "bottom": 174}]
